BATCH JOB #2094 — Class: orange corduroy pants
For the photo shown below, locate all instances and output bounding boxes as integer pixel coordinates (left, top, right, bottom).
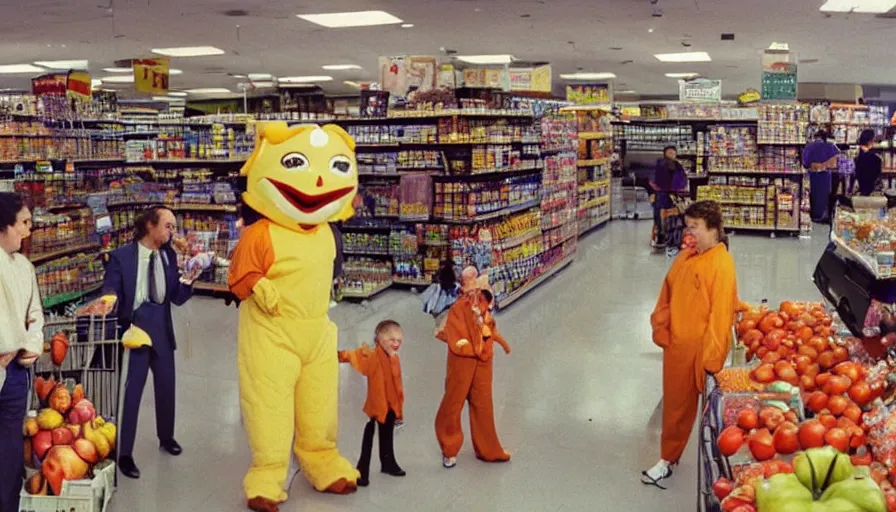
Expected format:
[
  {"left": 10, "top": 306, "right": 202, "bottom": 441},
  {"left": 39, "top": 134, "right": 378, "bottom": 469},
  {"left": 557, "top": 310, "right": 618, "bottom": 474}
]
[
  {"left": 435, "top": 351, "right": 507, "bottom": 460},
  {"left": 661, "top": 338, "right": 701, "bottom": 462}
]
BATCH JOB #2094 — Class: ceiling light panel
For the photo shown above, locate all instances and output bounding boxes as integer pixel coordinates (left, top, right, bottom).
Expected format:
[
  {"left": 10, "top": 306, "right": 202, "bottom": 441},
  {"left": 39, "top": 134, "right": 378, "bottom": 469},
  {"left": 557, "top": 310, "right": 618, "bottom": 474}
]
[
  {"left": 101, "top": 75, "right": 135, "bottom": 83},
  {"left": 0, "top": 64, "right": 45, "bottom": 74},
  {"left": 185, "top": 88, "right": 231, "bottom": 94},
  {"left": 248, "top": 73, "right": 272, "bottom": 80},
  {"left": 560, "top": 72, "right": 617, "bottom": 80},
  {"left": 151, "top": 46, "right": 225, "bottom": 57},
  {"left": 665, "top": 72, "right": 700, "bottom": 78},
  {"left": 34, "top": 60, "right": 89, "bottom": 70},
  {"left": 103, "top": 67, "right": 132, "bottom": 73},
  {"left": 297, "top": 10, "right": 403, "bottom": 28},
  {"left": 654, "top": 51, "right": 712, "bottom": 62},
  {"left": 167, "top": 91, "right": 188, "bottom": 97},
  {"left": 322, "top": 64, "right": 362, "bottom": 70},
  {"left": 455, "top": 54, "right": 515, "bottom": 64},
  {"left": 278, "top": 75, "right": 333, "bottom": 83},
  {"left": 820, "top": 0, "right": 896, "bottom": 12}
]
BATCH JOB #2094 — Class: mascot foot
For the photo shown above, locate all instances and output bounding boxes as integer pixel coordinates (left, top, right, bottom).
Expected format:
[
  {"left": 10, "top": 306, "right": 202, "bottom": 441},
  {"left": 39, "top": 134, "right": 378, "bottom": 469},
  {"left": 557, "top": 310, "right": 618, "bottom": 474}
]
[
  {"left": 324, "top": 478, "right": 357, "bottom": 495},
  {"left": 247, "top": 497, "right": 280, "bottom": 512}
]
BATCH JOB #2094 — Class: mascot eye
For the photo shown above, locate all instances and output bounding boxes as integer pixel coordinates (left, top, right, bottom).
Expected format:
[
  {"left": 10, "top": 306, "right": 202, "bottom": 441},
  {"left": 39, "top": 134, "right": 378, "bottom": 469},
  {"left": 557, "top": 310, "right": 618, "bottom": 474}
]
[
  {"left": 281, "top": 152, "right": 309, "bottom": 170},
  {"left": 329, "top": 155, "right": 353, "bottom": 175}
]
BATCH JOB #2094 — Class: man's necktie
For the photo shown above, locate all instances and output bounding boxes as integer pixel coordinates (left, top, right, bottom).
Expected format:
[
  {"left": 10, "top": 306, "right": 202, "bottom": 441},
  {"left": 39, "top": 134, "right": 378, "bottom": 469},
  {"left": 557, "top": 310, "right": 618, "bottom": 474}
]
[{"left": 148, "top": 251, "right": 166, "bottom": 304}]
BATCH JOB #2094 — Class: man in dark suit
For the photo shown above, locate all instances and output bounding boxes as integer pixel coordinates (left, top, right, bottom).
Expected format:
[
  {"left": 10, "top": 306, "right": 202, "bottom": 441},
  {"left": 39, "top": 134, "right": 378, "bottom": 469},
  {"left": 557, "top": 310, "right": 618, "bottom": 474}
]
[{"left": 103, "top": 205, "right": 196, "bottom": 479}]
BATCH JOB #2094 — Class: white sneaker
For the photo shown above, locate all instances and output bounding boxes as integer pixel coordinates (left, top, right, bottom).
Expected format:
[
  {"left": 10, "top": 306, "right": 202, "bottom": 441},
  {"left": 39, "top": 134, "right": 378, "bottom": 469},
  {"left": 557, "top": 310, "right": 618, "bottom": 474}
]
[
  {"left": 395, "top": 419, "right": 405, "bottom": 432},
  {"left": 442, "top": 456, "right": 456, "bottom": 468},
  {"left": 640, "top": 459, "right": 673, "bottom": 489}
]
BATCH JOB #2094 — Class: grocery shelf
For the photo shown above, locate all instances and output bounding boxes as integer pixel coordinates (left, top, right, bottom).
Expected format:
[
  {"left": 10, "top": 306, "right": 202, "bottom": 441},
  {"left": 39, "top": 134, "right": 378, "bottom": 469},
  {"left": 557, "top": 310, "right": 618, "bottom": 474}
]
[
  {"left": 495, "top": 254, "right": 575, "bottom": 310},
  {"left": 432, "top": 166, "right": 542, "bottom": 181},
  {"left": 169, "top": 204, "right": 238, "bottom": 213},
  {"left": 343, "top": 250, "right": 392, "bottom": 257},
  {"left": 29, "top": 243, "right": 101, "bottom": 265},
  {"left": 579, "top": 196, "right": 611, "bottom": 210},
  {"left": 342, "top": 281, "right": 393, "bottom": 300},
  {"left": 708, "top": 169, "right": 802, "bottom": 176},
  {"left": 435, "top": 198, "right": 542, "bottom": 224},
  {"left": 341, "top": 224, "right": 393, "bottom": 232},
  {"left": 578, "top": 215, "right": 611, "bottom": 236},
  {"left": 392, "top": 278, "right": 431, "bottom": 287},
  {"left": 42, "top": 283, "right": 102, "bottom": 309},
  {"left": 577, "top": 158, "right": 610, "bottom": 167},
  {"left": 495, "top": 230, "right": 542, "bottom": 250},
  {"left": 578, "top": 132, "right": 613, "bottom": 141}
]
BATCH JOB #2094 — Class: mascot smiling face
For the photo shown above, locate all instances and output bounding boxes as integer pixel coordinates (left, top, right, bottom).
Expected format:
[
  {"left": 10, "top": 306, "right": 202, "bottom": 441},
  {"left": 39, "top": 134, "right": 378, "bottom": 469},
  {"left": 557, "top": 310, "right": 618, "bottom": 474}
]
[{"left": 241, "top": 122, "right": 358, "bottom": 230}]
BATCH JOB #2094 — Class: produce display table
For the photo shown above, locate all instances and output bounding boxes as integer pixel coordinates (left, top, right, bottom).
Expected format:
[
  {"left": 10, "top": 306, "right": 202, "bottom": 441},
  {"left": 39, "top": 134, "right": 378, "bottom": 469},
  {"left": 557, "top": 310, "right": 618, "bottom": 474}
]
[{"left": 697, "top": 300, "right": 896, "bottom": 511}]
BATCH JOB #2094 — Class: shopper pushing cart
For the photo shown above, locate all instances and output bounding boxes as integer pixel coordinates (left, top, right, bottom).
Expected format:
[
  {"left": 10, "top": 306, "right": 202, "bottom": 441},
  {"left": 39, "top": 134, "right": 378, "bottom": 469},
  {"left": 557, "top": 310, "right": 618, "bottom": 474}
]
[{"left": 650, "top": 146, "right": 689, "bottom": 249}]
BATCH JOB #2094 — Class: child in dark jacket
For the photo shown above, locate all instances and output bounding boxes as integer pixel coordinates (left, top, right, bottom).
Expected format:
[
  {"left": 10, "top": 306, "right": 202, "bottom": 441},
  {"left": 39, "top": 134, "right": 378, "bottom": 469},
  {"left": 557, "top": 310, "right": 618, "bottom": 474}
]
[{"left": 338, "top": 320, "right": 406, "bottom": 487}]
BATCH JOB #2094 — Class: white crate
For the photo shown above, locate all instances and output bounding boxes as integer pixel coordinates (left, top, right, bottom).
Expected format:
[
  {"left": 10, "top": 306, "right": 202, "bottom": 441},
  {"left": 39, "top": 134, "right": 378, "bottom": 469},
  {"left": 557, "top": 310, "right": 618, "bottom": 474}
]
[{"left": 19, "top": 461, "right": 115, "bottom": 512}]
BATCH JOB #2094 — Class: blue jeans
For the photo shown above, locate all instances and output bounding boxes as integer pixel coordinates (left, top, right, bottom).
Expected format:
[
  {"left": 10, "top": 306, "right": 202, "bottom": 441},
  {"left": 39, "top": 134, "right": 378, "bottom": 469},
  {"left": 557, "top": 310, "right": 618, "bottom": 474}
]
[{"left": 0, "top": 363, "right": 28, "bottom": 511}]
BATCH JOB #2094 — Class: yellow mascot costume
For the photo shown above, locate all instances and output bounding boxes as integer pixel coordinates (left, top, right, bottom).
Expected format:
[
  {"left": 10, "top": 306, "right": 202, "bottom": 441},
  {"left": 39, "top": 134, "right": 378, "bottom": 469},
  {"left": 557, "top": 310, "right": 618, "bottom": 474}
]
[{"left": 228, "top": 122, "right": 360, "bottom": 512}]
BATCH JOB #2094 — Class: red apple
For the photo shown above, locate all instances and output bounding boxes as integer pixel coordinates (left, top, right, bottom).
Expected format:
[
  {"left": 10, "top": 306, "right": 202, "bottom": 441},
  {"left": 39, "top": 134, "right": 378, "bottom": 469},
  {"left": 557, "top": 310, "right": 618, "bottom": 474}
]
[
  {"left": 72, "top": 438, "right": 98, "bottom": 464},
  {"left": 67, "top": 399, "right": 96, "bottom": 425},
  {"left": 51, "top": 427, "right": 74, "bottom": 446},
  {"left": 41, "top": 445, "right": 89, "bottom": 496},
  {"left": 32, "top": 430, "right": 53, "bottom": 460}
]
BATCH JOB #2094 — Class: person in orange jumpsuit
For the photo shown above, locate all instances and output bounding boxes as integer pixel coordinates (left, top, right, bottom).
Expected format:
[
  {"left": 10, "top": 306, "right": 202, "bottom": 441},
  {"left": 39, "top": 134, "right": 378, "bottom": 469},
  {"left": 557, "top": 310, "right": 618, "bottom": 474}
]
[
  {"left": 338, "top": 320, "right": 406, "bottom": 487},
  {"left": 642, "top": 200, "right": 740, "bottom": 489},
  {"left": 435, "top": 267, "right": 511, "bottom": 469}
]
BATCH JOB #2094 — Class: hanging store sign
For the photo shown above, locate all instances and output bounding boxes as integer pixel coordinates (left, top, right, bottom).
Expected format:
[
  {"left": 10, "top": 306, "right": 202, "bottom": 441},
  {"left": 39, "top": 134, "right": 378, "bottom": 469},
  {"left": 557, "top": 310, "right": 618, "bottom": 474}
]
[
  {"left": 679, "top": 79, "right": 722, "bottom": 103},
  {"left": 31, "top": 74, "right": 68, "bottom": 96},
  {"left": 66, "top": 71, "right": 91, "bottom": 101},
  {"left": 378, "top": 56, "right": 438, "bottom": 103},
  {"left": 133, "top": 57, "right": 170, "bottom": 94},
  {"left": 507, "top": 65, "right": 552, "bottom": 93},
  {"left": 565, "top": 83, "right": 612, "bottom": 105}
]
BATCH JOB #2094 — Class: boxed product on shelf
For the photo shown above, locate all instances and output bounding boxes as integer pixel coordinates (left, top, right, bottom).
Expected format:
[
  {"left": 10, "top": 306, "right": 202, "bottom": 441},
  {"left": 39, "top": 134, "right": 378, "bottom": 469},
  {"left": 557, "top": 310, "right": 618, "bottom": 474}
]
[
  {"left": 706, "top": 125, "right": 758, "bottom": 172},
  {"left": 342, "top": 257, "right": 393, "bottom": 296},
  {"left": 36, "top": 253, "right": 105, "bottom": 307},
  {"left": 342, "top": 231, "right": 390, "bottom": 255},
  {"left": 399, "top": 174, "right": 432, "bottom": 221},
  {"left": 432, "top": 174, "right": 541, "bottom": 221},
  {"left": 24, "top": 208, "right": 96, "bottom": 256},
  {"left": 758, "top": 146, "right": 802, "bottom": 173}
]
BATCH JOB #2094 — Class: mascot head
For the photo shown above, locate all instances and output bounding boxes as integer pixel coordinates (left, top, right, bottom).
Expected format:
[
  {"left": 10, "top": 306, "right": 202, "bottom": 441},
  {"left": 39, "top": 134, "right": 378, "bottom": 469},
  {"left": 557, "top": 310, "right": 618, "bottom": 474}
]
[{"left": 241, "top": 122, "right": 358, "bottom": 231}]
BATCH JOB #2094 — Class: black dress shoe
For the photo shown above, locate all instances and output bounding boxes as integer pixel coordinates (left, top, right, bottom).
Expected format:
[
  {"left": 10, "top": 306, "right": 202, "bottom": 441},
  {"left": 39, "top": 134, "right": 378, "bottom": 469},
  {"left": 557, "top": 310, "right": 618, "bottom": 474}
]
[
  {"left": 159, "top": 439, "right": 183, "bottom": 456},
  {"left": 119, "top": 456, "right": 140, "bottom": 479},
  {"left": 381, "top": 465, "right": 406, "bottom": 477}
]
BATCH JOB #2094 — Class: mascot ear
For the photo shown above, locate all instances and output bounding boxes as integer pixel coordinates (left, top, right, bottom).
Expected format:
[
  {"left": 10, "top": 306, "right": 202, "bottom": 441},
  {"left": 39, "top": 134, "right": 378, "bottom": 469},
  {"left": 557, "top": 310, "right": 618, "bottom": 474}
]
[{"left": 322, "top": 124, "right": 356, "bottom": 152}]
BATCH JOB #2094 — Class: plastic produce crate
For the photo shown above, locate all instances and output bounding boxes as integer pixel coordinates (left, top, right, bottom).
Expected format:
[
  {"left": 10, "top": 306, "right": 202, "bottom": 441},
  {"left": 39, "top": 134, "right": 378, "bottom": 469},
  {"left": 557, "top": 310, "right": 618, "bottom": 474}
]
[{"left": 19, "top": 461, "right": 115, "bottom": 512}]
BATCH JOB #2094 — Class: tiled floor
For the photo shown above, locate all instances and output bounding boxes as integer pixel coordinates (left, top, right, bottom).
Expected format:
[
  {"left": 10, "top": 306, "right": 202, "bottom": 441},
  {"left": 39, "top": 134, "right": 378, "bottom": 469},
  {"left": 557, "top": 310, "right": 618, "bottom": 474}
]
[{"left": 110, "top": 220, "right": 829, "bottom": 511}]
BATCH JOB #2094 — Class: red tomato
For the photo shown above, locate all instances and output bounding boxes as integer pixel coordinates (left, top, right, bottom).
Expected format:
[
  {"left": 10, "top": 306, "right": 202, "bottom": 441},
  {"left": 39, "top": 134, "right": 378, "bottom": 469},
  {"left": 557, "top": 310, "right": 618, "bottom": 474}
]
[
  {"left": 849, "top": 381, "right": 872, "bottom": 407},
  {"left": 817, "top": 351, "right": 836, "bottom": 370},
  {"left": 816, "top": 372, "right": 832, "bottom": 388},
  {"left": 799, "top": 345, "right": 819, "bottom": 360},
  {"left": 809, "top": 336, "right": 830, "bottom": 353},
  {"left": 718, "top": 425, "right": 745, "bottom": 456},
  {"left": 843, "top": 403, "right": 863, "bottom": 425},
  {"left": 784, "top": 410, "right": 799, "bottom": 424},
  {"left": 762, "top": 351, "right": 782, "bottom": 364},
  {"left": 712, "top": 477, "right": 733, "bottom": 500},
  {"left": 851, "top": 451, "right": 873, "bottom": 466},
  {"left": 825, "top": 427, "right": 850, "bottom": 452},
  {"left": 824, "top": 375, "right": 852, "bottom": 396},
  {"left": 833, "top": 362, "right": 860, "bottom": 382},
  {"left": 832, "top": 346, "right": 849, "bottom": 364},
  {"left": 751, "top": 363, "right": 776, "bottom": 384},
  {"left": 794, "top": 355, "right": 812, "bottom": 374},
  {"left": 827, "top": 394, "right": 848, "bottom": 416},
  {"left": 773, "top": 421, "right": 801, "bottom": 455},
  {"left": 800, "top": 375, "right": 817, "bottom": 392},
  {"left": 819, "top": 413, "right": 839, "bottom": 431},
  {"left": 806, "top": 391, "right": 829, "bottom": 413},
  {"left": 798, "top": 419, "right": 827, "bottom": 449},
  {"left": 804, "top": 363, "right": 821, "bottom": 379},
  {"left": 759, "top": 407, "right": 785, "bottom": 431},
  {"left": 737, "top": 409, "right": 759, "bottom": 431},
  {"left": 749, "top": 428, "right": 776, "bottom": 461},
  {"left": 796, "top": 326, "right": 814, "bottom": 342}
]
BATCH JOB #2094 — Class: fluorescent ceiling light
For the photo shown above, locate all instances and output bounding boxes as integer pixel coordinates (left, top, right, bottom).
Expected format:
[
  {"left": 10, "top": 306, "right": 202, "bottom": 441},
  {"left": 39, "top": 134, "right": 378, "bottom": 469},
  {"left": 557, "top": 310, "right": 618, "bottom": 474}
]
[
  {"left": 101, "top": 75, "right": 135, "bottom": 83},
  {"left": 665, "top": 72, "right": 700, "bottom": 78},
  {"left": 820, "top": 0, "right": 896, "bottom": 12},
  {"left": 168, "top": 68, "right": 183, "bottom": 75},
  {"left": 248, "top": 73, "right": 272, "bottom": 80},
  {"left": 344, "top": 80, "right": 362, "bottom": 88},
  {"left": 185, "top": 88, "right": 231, "bottom": 94},
  {"left": 560, "top": 72, "right": 616, "bottom": 80},
  {"left": 401, "top": 23, "right": 414, "bottom": 28},
  {"left": 151, "top": 46, "right": 225, "bottom": 57},
  {"left": 654, "top": 51, "right": 712, "bottom": 62},
  {"left": 322, "top": 64, "right": 362, "bottom": 71},
  {"left": 297, "top": 10, "right": 403, "bottom": 28},
  {"left": 252, "top": 81, "right": 275, "bottom": 88},
  {"left": 616, "top": 90, "right": 637, "bottom": 94},
  {"left": 103, "top": 67, "right": 132, "bottom": 73},
  {"left": 152, "top": 96, "right": 177, "bottom": 102},
  {"left": 278, "top": 75, "right": 333, "bottom": 83},
  {"left": 0, "top": 64, "right": 45, "bottom": 74},
  {"left": 34, "top": 60, "right": 89, "bottom": 70},
  {"left": 455, "top": 54, "right": 515, "bottom": 64},
  {"left": 167, "top": 91, "right": 188, "bottom": 97},
  {"left": 91, "top": 79, "right": 102, "bottom": 89}
]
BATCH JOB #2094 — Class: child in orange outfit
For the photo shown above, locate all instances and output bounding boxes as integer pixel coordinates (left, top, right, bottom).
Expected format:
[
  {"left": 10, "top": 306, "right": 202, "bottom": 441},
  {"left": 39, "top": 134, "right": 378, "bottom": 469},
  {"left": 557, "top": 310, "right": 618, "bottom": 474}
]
[
  {"left": 643, "top": 201, "right": 740, "bottom": 489},
  {"left": 435, "top": 267, "right": 511, "bottom": 469},
  {"left": 338, "top": 320, "right": 406, "bottom": 487}
]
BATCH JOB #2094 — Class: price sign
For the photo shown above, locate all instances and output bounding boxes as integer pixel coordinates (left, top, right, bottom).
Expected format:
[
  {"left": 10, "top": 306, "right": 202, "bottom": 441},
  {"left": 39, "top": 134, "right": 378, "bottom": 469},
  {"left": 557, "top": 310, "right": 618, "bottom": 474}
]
[{"left": 133, "top": 58, "right": 170, "bottom": 94}]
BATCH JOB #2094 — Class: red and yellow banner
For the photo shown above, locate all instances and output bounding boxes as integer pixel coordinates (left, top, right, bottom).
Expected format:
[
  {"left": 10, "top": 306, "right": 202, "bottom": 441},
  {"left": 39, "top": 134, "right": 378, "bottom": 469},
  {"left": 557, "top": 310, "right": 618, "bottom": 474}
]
[
  {"left": 133, "top": 58, "right": 169, "bottom": 94},
  {"left": 66, "top": 71, "right": 91, "bottom": 100},
  {"left": 32, "top": 74, "right": 68, "bottom": 96}
]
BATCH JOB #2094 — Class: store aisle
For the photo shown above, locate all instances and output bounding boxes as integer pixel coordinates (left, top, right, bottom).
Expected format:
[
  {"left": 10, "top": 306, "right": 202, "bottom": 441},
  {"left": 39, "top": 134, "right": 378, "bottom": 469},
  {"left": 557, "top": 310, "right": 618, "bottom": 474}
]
[{"left": 111, "top": 221, "right": 828, "bottom": 512}]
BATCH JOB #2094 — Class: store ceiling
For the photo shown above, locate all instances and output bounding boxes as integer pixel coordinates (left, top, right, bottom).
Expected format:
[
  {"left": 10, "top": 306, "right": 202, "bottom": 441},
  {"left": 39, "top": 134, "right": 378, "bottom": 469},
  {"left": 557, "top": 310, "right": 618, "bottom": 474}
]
[{"left": 0, "top": 0, "right": 892, "bottom": 100}]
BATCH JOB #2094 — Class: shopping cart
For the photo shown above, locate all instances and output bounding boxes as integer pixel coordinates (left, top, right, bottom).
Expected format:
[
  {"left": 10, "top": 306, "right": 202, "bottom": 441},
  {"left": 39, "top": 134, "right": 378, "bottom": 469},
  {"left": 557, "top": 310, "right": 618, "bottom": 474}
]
[
  {"left": 20, "top": 306, "right": 120, "bottom": 512},
  {"left": 652, "top": 192, "right": 691, "bottom": 253},
  {"left": 619, "top": 176, "right": 655, "bottom": 220}
]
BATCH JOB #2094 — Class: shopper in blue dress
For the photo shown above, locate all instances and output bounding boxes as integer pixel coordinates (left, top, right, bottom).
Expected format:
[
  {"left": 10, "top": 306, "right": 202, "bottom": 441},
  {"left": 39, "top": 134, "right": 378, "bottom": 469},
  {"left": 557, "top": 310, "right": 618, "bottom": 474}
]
[{"left": 802, "top": 130, "right": 840, "bottom": 223}]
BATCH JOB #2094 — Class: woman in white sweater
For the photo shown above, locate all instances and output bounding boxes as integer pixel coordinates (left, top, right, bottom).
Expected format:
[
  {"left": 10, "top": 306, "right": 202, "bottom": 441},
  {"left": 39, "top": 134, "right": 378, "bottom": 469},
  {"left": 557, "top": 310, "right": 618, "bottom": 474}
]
[{"left": 0, "top": 192, "right": 43, "bottom": 512}]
